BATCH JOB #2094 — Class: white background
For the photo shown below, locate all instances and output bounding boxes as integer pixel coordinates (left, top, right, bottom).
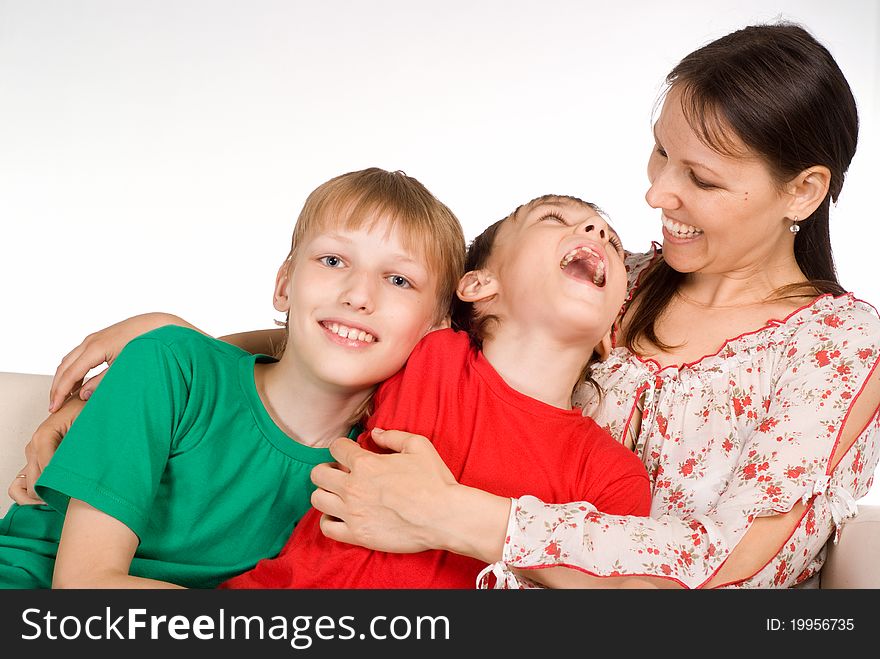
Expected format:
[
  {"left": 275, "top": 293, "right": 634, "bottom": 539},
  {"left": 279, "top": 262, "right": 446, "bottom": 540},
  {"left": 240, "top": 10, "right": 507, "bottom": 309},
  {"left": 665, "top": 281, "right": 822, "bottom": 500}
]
[{"left": 1, "top": 1, "right": 878, "bottom": 504}]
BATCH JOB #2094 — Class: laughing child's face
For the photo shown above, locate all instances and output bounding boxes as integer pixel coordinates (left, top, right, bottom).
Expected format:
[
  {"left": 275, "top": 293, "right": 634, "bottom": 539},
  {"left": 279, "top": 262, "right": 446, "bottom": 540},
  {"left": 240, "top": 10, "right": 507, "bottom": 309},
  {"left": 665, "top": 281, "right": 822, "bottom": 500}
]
[{"left": 474, "top": 196, "right": 627, "bottom": 350}]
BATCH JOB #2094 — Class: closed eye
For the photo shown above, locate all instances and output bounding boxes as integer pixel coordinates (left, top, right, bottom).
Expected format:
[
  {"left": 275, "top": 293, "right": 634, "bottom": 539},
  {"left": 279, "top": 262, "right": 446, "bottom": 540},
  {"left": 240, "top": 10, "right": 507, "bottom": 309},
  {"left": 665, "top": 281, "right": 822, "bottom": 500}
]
[
  {"left": 538, "top": 212, "right": 567, "bottom": 224},
  {"left": 689, "top": 172, "right": 716, "bottom": 189}
]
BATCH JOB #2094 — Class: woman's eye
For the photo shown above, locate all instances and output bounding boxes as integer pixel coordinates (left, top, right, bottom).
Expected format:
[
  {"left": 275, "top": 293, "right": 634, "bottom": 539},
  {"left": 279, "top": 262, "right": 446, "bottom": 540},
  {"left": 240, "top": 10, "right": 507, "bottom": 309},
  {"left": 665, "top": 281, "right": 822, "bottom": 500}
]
[
  {"left": 319, "top": 255, "right": 344, "bottom": 268},
  {"left": 654, "top": 145, "right": 668, "bottom": 158},
  {"left": 387, "top": 275, "right": 412, "bottom": 289},
  {"left": 689, "top": 173, "right": 715, "bottom": 189},
  {"left": 539, "top": 214, "right": 566, "bottom": 223}
]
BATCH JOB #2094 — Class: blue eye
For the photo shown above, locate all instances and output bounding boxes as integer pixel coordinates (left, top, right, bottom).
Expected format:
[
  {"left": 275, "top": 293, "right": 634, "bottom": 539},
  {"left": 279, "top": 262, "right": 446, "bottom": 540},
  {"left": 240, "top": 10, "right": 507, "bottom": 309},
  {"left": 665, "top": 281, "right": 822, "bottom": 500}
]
[
  {"left": 388, "top": 275, "right": 412, "bottom": 289},
  {"left": 319, "top": 255, "right": 344, "bottom": 268}
]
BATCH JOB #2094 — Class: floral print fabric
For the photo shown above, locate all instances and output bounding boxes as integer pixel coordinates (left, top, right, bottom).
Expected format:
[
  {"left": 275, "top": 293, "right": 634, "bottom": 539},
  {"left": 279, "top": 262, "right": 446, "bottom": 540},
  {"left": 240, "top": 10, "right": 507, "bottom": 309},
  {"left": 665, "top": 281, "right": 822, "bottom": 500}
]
[{"left": 490, "top": 248, "right": 880, "bottom": 589}]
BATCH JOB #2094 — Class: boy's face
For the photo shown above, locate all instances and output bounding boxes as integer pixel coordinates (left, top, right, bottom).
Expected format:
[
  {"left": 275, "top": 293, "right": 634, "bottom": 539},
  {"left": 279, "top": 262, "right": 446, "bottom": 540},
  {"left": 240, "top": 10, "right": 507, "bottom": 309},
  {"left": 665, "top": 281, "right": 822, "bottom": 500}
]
[
  {"left": 276, "top": 216, "right": 443, "bottom": 391},
  {"left": 481, "top": 198, "right": 627, "bottom": 348}
]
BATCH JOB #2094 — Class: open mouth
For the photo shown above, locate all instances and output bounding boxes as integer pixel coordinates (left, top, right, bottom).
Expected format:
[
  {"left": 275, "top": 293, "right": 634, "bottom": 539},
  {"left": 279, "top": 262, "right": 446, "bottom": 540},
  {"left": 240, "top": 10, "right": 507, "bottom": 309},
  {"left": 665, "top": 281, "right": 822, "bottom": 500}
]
[
  {"left": 320, "top": 321, "right": 376, "bottom": 343},
  {"left": 560, "top": 246, "right": 606, "bottom": 287},
  {"left": 662, "top": 216, "right": 703, "bottom": 238}
]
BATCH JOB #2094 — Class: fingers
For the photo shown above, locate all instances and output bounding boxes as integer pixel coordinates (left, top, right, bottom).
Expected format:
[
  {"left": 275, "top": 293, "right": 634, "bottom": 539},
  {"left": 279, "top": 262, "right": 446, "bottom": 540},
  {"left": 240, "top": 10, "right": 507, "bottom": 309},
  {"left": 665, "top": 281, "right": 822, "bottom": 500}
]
[
  {"left": 310, "top": 485, "right": 345, "bottom": 520},
  {"left": 327, "top": 436, "right": 371, "bottom": 469},
  {"left": 8, "top": 466, "right": 43, "bottom": 505},
  {"left": 21, "top": 454, "right": 45, "bottom": 504},
  {"left": 49, "top": 329, "right": 118, "bottom": 412},
  {"left": 318, "top": 513, "right": 354, "bottom": 545},
  {"left": 369, "top": 427, "right": 431, "bottom": 453},
  {"left": 50, "top": 343, "right": 87, "bottom": 411},
  {"left": 16, "top": 405, "right": 73, "bottom": 504},
  {"left": 16, "top": 442, "right": 45, "bottom": 504},
  {"left": 50, "top": 356, "right": 103, "bottom": 412},
  {"left": 80, "top": 370, "right": 107, "bottom": 400},
  {"left": 310, "top": 462, "right": 355, "bottom": 543},
  {"left": 310, "top": 461, "right": 349, "bottom": 492}
]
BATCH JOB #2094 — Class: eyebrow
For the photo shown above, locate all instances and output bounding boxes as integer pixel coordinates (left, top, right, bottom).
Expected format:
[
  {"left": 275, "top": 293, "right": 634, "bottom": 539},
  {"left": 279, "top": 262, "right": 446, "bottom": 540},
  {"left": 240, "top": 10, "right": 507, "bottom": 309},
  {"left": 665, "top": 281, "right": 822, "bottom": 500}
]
[{"left": 320, "top": 233, "right": 427, "bottom": 269}]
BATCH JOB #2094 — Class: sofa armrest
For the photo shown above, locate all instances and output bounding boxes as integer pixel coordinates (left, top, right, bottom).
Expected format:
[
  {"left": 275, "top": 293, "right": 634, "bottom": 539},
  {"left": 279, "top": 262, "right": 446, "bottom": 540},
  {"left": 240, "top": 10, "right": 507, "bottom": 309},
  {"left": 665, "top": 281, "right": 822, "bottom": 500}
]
[
  {"left": 820, "top": 504, "right": 880, "bottom": 588},
  {"left": 0, "top": 371, "right": 54, "bottom": 516}
]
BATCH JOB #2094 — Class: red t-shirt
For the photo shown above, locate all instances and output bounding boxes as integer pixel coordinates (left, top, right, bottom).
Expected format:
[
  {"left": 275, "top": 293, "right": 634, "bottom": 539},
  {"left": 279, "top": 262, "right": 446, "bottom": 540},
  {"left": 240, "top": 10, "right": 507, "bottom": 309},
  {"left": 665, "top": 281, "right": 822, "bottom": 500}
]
[{"left": 221, "top": 328, "right": 650, "bottom": 589}]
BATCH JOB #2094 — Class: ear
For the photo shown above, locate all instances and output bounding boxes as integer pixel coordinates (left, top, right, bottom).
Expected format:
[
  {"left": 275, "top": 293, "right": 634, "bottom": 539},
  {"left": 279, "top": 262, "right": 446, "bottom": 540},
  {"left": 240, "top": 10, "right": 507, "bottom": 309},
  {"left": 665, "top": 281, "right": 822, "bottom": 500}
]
[
  {"left": 273, "top": 258, "right": 293, "bottom": 313},
  {"left": 456, "top": 269, "right": 498, "bottom": 303},
  {"left": 786, "top": 166, "right": 831, "bottom": 223},
  {"left": 594, "top": 331, "right": 613, "bottom": 361}
]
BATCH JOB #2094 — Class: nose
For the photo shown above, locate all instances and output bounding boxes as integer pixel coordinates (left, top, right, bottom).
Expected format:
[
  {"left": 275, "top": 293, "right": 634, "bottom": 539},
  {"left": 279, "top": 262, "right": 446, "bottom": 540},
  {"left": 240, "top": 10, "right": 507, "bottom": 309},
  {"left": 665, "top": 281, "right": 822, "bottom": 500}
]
[
  {"left": 644, "top": 165, "right": 681, "bottom": 211},
  {"left": 340, "top": 272, "right": 376, "bottom": 313},
  {"left": 578, "top": 217, "right": 611, "bottom": 242}
]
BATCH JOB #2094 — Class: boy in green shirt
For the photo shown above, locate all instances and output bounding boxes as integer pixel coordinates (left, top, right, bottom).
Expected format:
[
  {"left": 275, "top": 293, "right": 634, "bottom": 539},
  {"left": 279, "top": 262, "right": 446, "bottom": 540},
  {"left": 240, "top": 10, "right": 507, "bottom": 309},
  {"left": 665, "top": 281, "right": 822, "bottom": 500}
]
[{"left": 0, "top": 167, "right": 465, "bottom": 588}]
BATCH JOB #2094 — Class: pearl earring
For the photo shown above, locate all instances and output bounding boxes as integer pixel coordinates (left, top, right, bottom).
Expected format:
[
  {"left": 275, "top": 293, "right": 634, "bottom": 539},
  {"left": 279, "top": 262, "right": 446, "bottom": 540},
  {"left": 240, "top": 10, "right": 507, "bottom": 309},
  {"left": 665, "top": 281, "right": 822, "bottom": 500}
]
[{"left": 790, "top": 216, "right": 800, "bottom": 234}]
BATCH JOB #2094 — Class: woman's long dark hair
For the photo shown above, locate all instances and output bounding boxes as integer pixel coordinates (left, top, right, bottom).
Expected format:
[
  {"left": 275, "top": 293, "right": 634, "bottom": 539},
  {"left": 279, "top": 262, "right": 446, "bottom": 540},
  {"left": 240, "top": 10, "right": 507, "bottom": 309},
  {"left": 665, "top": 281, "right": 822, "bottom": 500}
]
[{"left": 622, "top": 22, "right": 858, "bottom": 352}]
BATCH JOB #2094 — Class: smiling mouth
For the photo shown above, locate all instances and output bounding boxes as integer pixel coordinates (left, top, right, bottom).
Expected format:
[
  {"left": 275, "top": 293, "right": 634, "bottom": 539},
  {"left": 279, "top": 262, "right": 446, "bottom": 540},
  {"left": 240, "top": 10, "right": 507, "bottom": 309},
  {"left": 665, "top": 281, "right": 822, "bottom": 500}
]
[
  {"left": 321, "top": 321, "right": 376, "bottom": 343},
  {"left": 662, "top": 216, "right": 703, "bottom": 238},
  {"left": 560, "top": 246, "right": 606, "bottom": 287}
]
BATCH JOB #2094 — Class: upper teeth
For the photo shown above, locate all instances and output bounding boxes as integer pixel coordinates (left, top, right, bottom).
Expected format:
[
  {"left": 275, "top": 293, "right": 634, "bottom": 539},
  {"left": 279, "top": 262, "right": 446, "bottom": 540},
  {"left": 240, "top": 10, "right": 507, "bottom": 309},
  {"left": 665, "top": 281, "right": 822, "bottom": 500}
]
[
  {"left": 560, "top": 246, "right": 606, "bottom": 285},
  {"left": 560, "top": 246, "right": 600, "bottom": 268},
  {"left": 324, "top": 322, "right": 375, "bottom": 343},
  {"left": 662, "top": 216, "right": 703, "bottom": 237}
]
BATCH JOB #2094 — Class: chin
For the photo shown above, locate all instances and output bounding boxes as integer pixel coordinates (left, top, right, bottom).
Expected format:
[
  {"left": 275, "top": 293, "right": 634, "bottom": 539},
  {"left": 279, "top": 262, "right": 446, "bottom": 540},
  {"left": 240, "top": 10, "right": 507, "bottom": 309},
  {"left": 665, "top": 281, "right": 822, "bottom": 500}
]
[{"left": 659, "top": 248, "right": 701, "bottom": 274}]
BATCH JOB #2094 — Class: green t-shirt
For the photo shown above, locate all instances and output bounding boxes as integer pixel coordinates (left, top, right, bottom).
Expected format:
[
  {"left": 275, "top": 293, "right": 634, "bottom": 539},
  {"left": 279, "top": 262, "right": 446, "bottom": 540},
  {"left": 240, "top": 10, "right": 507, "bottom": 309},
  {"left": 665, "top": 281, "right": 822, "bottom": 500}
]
[{"left": 0, "top": 325, "right": 352, "bottom": 589}]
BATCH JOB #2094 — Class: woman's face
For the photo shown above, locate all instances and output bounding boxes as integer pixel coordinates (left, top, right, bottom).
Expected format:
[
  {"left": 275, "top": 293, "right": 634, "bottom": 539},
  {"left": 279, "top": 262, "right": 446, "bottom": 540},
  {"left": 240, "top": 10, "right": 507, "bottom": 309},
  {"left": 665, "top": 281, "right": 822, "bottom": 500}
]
[{"left": 645, "top": 86, "right": 796, "bottom": 277}]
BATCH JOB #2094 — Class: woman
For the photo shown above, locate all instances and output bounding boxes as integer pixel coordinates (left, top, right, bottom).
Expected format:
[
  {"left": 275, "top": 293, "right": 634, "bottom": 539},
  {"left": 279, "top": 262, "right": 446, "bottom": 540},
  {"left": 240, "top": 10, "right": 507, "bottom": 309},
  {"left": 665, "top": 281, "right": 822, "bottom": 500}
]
[{"left": 307, "top": 22, "right": 880, "bottom": 588}]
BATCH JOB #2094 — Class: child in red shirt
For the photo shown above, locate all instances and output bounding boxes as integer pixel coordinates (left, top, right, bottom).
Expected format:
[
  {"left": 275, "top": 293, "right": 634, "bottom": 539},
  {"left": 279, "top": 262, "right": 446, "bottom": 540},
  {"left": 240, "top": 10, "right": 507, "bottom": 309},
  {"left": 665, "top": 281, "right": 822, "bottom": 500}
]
[{"left": 221, "top": 194, "right": 652, "bottom": 589}]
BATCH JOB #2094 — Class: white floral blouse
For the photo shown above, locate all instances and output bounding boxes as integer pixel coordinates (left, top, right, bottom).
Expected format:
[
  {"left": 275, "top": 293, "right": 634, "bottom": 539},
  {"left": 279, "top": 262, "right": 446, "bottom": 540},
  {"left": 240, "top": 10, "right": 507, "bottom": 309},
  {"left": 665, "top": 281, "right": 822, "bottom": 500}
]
[{"left": 483, "top": 247, "right": 880, "bottom": 589}]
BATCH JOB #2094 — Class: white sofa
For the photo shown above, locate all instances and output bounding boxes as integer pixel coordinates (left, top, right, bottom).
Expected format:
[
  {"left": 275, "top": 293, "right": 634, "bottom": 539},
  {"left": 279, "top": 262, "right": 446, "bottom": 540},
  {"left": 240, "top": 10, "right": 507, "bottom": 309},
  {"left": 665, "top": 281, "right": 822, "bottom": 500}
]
[{"left": 0, "top": 370, "right": 877, "bottom": 588}]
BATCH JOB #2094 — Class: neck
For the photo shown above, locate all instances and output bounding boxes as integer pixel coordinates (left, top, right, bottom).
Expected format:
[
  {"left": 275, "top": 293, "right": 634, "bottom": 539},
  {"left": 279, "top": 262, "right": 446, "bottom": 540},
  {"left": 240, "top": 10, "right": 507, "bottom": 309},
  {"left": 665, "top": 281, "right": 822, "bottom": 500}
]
[
  {"left": 481, "top": 327, "right": 596, "bottom": 409},
  {"left": 679, "top": 260, "right": 808, "bottom": 308},
  {"left": 255, "top": 359, "right": 370, "bottom": 448}
]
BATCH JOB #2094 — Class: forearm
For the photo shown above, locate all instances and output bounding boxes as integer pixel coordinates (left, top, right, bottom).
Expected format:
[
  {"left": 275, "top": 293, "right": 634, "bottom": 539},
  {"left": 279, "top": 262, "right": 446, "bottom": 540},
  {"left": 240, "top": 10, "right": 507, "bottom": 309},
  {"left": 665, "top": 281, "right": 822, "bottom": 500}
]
[
  {"left": 516, "top": 568, "right": 682, "bottom": 589},
  {"left": 53, "top": 571, "right": 184, "bottom": 589},
  {"left": 53, "top": 499, "right": 184, "bottom": 590},
  {"left": 502, "top": 495, "right": 727, "bottom": 589}
]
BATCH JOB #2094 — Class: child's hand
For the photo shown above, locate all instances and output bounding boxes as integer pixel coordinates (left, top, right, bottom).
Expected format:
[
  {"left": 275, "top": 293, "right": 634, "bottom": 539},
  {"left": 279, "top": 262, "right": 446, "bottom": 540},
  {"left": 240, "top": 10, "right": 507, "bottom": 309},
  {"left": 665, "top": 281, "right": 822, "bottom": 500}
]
[
  {"left": 49, "top": 312, "right": 190, "bottom": 412},
  {"left": 8, "top": 397, "right": 87, "bottom": 505}
]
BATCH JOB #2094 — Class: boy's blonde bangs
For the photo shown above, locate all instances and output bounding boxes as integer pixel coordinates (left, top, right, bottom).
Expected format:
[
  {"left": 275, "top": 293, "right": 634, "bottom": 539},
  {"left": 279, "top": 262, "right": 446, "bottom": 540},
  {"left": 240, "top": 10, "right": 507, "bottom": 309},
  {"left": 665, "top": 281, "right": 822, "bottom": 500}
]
[{"left": 290, "top": 168, "right": 465, "bottom": 322}]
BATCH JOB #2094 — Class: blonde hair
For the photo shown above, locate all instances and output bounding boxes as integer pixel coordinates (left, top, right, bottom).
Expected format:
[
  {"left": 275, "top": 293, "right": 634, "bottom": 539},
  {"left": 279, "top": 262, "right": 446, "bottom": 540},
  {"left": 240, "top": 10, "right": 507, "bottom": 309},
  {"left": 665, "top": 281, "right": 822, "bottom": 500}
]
[{"left": 287, "top": 167, "right": 465, "bottom": 324}]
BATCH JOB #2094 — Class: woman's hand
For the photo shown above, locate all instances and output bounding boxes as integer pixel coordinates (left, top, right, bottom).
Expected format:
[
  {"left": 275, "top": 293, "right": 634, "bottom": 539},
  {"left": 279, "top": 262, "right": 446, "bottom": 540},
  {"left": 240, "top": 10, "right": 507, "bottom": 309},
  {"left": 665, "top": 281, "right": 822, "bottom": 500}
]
[
  {"left": 310, "top": 428, "right": 511, "bottom": 562},
  {"left": 49, "top": 312, "right": 193, "bottom": 412},
  {"left": 310, "top": 429, "right": 457, "bottom": 553},
  {"left": 8, "top": 396, "right": 86, "bottom": 504}
]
